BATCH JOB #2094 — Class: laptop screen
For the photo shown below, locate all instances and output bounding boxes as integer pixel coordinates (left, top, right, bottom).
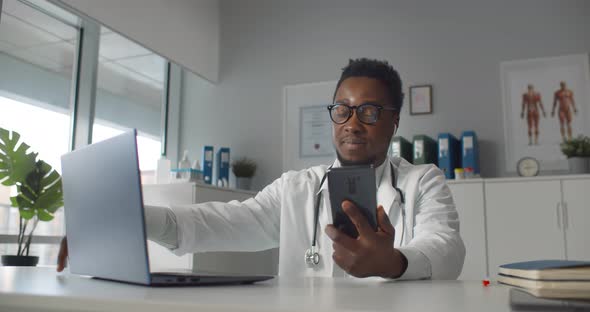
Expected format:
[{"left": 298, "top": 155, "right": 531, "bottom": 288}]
[{"left": 61, "top": 130, "right": 152, "bottom": 285}]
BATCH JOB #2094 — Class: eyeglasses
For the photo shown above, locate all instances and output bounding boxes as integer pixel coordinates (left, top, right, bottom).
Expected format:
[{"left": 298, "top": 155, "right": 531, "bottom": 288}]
[{"left": 327, "top": 103, "right": 398, "bottom": 125}]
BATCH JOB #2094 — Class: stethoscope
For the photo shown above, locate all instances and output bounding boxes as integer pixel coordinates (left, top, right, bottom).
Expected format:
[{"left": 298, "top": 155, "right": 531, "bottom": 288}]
[{"left": 305, "top": 161, "right": 406, "bottom": 267}]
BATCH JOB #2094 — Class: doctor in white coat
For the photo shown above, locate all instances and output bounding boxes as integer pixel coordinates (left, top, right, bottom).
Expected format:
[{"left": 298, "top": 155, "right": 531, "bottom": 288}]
[{"left": 58, "top": 58, "right": 465, "bottom": 280}]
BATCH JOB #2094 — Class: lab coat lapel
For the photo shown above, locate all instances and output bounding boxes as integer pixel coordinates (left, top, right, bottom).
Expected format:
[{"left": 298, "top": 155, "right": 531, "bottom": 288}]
[{"left": 377, "top": 162, "right": 397, "bottom": 216}]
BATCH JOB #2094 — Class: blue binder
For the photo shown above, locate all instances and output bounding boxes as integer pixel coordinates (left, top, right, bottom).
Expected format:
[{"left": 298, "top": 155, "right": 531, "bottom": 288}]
[
  {"left": 461, "top": 131, "right": 480, "bottom": 174},
  {"left": 216, "top": 147, "right": 230, "bottom": 186},
  {"left": 437, "top": 133, "right": 460, "bottom": 179},
  {"left": 202, "top": 146, "right": 214, "bottom": 184}
]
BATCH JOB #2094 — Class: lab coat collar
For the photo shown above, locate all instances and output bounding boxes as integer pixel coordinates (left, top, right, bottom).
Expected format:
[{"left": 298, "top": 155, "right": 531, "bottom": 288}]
[
  {"left": 318, "top": 159, "right": 340, "bottom": 194},
  {"left": 377, "top": 159, "right": 399, "bottom": 216}
]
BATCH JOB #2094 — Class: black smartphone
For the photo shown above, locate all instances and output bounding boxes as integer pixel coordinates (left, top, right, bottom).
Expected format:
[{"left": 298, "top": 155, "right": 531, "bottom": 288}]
[{"left": 327, "top": 165, "right": 378, "bottom": 238}]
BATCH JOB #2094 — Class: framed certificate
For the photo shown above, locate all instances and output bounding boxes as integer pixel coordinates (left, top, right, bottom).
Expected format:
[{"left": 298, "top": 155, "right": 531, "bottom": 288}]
[
  {"left": 300, "top": 105, "right": 333, "bottom": 157},
  {"left": 409, "top": 85, "right": 433, "bottom": 115}
]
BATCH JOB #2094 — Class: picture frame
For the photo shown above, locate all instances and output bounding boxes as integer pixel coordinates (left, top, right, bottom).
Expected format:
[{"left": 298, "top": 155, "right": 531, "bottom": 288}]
[
  {"left": 500, "top": 54, "right": 590, "bottom": 173},
  {"left": 409, "top": 85, "right": 433, "bottom": 115},
  {"left": 299, "top": 105, "right": 333, "bottom": 158}
]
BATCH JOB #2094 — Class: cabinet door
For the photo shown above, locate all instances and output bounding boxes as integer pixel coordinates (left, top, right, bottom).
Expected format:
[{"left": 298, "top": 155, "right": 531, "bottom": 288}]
[
  {"left": 562, "top": 179, "right": 590, "bottom": 260},
  {"left": 448, "top": 182, "right": 487, "bottom": 280},
  {"left": 485, "top": 180, "right": 564, "bottom": 276}
]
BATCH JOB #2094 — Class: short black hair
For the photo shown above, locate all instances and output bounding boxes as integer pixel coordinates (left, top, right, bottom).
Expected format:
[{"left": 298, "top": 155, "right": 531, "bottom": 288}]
[{"left": 333, "top": 58, "right": 404, "bottom": 111}]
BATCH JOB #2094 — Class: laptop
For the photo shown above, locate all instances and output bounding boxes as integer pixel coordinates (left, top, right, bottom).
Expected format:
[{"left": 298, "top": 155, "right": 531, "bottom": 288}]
[{"left": 61, "top": 129, "right": 273, "bottom": 286}]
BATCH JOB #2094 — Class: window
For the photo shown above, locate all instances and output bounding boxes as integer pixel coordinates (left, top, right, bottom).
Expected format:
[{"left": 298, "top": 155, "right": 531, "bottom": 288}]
[
  {"left": 93, "top": 28, "right": 167, "bottom": 172},
  {"left": 0, "top": 0, "right": 79, "bottom": 265},
  {"left": 0, "top": 0, "right": 172, "bottom": 267}
]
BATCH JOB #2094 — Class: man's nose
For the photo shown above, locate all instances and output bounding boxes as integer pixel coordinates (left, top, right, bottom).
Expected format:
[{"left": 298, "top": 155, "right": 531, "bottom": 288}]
[{"left": 343, "top": 110, "right": 364, "bottom": 133}]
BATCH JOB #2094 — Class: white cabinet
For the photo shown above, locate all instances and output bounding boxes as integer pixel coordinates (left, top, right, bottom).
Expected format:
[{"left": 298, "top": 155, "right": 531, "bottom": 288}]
[
  {"left": 561, "top": 178, "right": 590, "bottom": 260},
  {"left": 484, "top": 179, "right": 572, "bottom": 276},
  {"left": 448, "top": 180, "right": 487, "bottom": 280},
  {"left": 142, "top": 183, "right": 279, "bottom": 275}
]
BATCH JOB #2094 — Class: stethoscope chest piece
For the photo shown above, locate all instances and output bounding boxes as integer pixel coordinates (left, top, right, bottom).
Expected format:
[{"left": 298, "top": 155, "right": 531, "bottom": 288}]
[{"left": 305, "top": 247, "right": 320, "bottom": 266}]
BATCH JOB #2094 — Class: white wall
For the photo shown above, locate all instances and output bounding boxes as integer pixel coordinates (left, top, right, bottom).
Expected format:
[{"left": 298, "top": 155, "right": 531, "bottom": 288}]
[
  {"left": 180, "top": 0, "right": 590, "bottom": 190},
  {"left": 55, "top": 0, "right": 220, "bottom": 82}
]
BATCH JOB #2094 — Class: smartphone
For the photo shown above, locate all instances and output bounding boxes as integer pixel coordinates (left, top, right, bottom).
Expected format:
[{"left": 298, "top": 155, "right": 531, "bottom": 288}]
[{"left": 327, "top": 165, "right": 378, "bottom": 238}]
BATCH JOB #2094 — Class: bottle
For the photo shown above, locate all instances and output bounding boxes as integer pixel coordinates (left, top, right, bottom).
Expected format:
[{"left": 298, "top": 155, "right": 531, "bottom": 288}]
[
  {"left": 464, "top": 167, "right": 474, "bottom": 179},
  {"left": 454, "top": 168, "right": 465, "bottom": 180},
  {"left": 156, "top": 155, "right": 171, "bottom": 184},
  {"left": 191, "top": 159, "right": 203, "bottom": 183},
  {"left": 178, "top": 150, "right": 191, "bottom": 180}
]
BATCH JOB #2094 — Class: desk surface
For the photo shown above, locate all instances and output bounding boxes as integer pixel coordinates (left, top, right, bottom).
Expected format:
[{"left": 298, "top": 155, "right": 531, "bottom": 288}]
[{"left": 0, "top": 267, "right": 513, "bottom": 312}]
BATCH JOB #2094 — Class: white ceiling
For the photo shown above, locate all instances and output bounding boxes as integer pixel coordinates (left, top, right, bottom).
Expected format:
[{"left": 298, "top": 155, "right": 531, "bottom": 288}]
[{"left": 0, "top": 0, "right": 165, "bottom": 108}]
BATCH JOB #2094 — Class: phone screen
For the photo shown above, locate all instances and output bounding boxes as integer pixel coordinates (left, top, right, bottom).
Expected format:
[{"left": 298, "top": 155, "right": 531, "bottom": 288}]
[{"left": 327, "top": 165, "right": 377, "bottom": 238}]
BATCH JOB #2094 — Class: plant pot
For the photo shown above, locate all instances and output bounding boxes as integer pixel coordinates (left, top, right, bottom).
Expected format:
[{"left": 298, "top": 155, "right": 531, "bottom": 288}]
[
  {"left": 1, "top": 255, "right": 39, "bottom": 267},
  {"left": 236, "top": 177, "right": 252, "bottom": 190},
  {"left": 567, "top": 157, "right": 590, "bottom": 174}
]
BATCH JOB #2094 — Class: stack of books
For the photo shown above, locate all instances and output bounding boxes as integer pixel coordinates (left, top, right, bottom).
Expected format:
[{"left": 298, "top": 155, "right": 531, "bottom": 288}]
[{"left": 498, "top": 260, "right": 590, "bottom": 300}]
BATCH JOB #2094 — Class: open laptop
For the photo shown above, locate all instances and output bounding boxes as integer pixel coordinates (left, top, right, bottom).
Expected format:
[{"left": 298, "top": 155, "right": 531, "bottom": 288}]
[{"left": 61, "top": 129, "right": 273, "bottom": 286}]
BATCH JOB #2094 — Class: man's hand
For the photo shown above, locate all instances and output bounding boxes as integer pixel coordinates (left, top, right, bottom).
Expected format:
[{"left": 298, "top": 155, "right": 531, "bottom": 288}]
[
  {"left": 57, "top": 237, "right": 68, "bottom": 272},
  {"left": 325, "top": 200, "right": 407, "bottom": 278}
]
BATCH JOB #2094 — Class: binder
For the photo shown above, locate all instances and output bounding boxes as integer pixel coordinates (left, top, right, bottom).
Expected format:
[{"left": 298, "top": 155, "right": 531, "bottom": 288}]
[
  {"left": 461, "top": 131, "right": 480, "bottom": 174},
  {"left": 437, "top": 133, "right": 460, "bottom": 179},
  {"left": 202, "top": 146, "right": 214, "bottom": 184},
  {"left": 390, "top": 136, "right": 413, "bottom": 163},
  {"left": 216, "top": 147, "right": 230, "bottom": 186},
  {"left": 412, "top": 135, "right": 437, "bottom": 165}
]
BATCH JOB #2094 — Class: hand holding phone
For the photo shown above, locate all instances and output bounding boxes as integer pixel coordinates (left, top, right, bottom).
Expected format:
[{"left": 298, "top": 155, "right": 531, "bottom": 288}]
[{"left": 327, "top": 165, "right": 377, "bottom": 238}]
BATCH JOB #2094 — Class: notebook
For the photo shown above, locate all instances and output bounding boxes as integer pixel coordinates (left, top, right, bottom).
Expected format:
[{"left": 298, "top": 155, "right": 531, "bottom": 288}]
[
  {"left": 498, "top": 275, "right": 590, "bottom": 299},
  {"left": 61, "top": 130, "right": 274, "bottom": 286},
  {"left": 498, "top": 260, "right": 590, "bottom": 299},
  {"left": 509, "top": 288, "right": 590, "bottom": 311},
  {"left": 499, "top": 260, "right": 590, "bottom": 280}
]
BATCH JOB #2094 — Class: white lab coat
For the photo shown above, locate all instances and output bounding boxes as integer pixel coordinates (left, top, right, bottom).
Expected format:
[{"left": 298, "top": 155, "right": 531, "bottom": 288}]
[{"left": 169, "top": 156, "right": 465, "bottom": 280}]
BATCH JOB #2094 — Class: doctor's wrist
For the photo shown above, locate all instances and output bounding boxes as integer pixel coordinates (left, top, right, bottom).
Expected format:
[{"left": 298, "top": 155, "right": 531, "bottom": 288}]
[{"left": 383, "top": 249, "right": 408, "bottom": 279}]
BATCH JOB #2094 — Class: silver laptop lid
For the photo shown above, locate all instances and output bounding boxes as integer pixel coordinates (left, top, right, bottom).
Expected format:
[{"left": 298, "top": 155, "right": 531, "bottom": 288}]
[{"left": 61, "top": 129, "right": 151, "bottom": 285}]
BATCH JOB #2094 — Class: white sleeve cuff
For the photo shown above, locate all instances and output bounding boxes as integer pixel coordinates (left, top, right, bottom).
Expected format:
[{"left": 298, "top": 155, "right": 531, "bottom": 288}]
[{"left": 394, "top": 246, "right": 432, "bottom": 280}]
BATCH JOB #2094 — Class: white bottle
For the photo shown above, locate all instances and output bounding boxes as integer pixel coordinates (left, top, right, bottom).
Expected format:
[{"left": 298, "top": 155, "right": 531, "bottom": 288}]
[
  {"left": 156, "top": 155, "right": 171, "bottom": 184},
  {"left": 178, "top": 150, "right": 191, "bottom": 180}
]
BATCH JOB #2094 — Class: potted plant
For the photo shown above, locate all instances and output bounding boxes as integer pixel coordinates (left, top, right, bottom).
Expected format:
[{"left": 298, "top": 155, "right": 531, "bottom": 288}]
[
  {"left": 560, "top": 135, "right": 590, "bottom": 174},
  {"left": 0, "top": 127, "right": 63, "bottom": 266},
  {"left": 231, "top": 157, "right": 257, "bottom": 190}
]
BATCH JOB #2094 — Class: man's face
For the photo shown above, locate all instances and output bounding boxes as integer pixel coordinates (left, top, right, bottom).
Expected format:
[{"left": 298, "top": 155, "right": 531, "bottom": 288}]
[{"left": 332, "top": 77, "right": 397, "bottom": 166}]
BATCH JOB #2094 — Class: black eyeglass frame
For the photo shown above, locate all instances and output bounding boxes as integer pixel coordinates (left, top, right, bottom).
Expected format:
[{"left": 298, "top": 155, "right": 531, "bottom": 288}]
[{"left": 326, "top": 103, "right": 398, "bottom": 125}]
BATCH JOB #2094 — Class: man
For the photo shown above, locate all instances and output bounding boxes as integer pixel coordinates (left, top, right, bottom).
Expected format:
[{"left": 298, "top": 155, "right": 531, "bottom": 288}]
[
  {"left": 520, "top": 84, "right": 546, "bottom": 146},
  {"left": 58, "top": 58, "right": 465, "bottom": 280},
  {"left": 552, "top": 81, "right": 578, "bottom": 142}
]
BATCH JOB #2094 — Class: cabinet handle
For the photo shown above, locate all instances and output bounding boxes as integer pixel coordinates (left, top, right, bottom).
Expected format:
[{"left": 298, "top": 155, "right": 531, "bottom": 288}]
[
  {"left": 563, "top": 202, "right": 569, "bottom": 230},
  {"left": 556, "top": 203, "right": 561, "bottom": 230}
]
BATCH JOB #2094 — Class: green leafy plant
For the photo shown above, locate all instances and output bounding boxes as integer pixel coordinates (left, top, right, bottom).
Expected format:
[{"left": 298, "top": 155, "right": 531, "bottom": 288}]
[
  {"left": 560, "top": 135, "right": 590, "bottom": 158},
  {"left": 0, "top": 127, "right": 63, "bottom": 256},
  {"left": 231, "top": 157, "right": 257, "bottom": 178}
]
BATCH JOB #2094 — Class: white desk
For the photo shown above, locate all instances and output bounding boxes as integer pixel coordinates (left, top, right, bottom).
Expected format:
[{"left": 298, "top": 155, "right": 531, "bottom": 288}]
[{"left": 0, "top": 267, "right": 514, "bottom": 312}]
